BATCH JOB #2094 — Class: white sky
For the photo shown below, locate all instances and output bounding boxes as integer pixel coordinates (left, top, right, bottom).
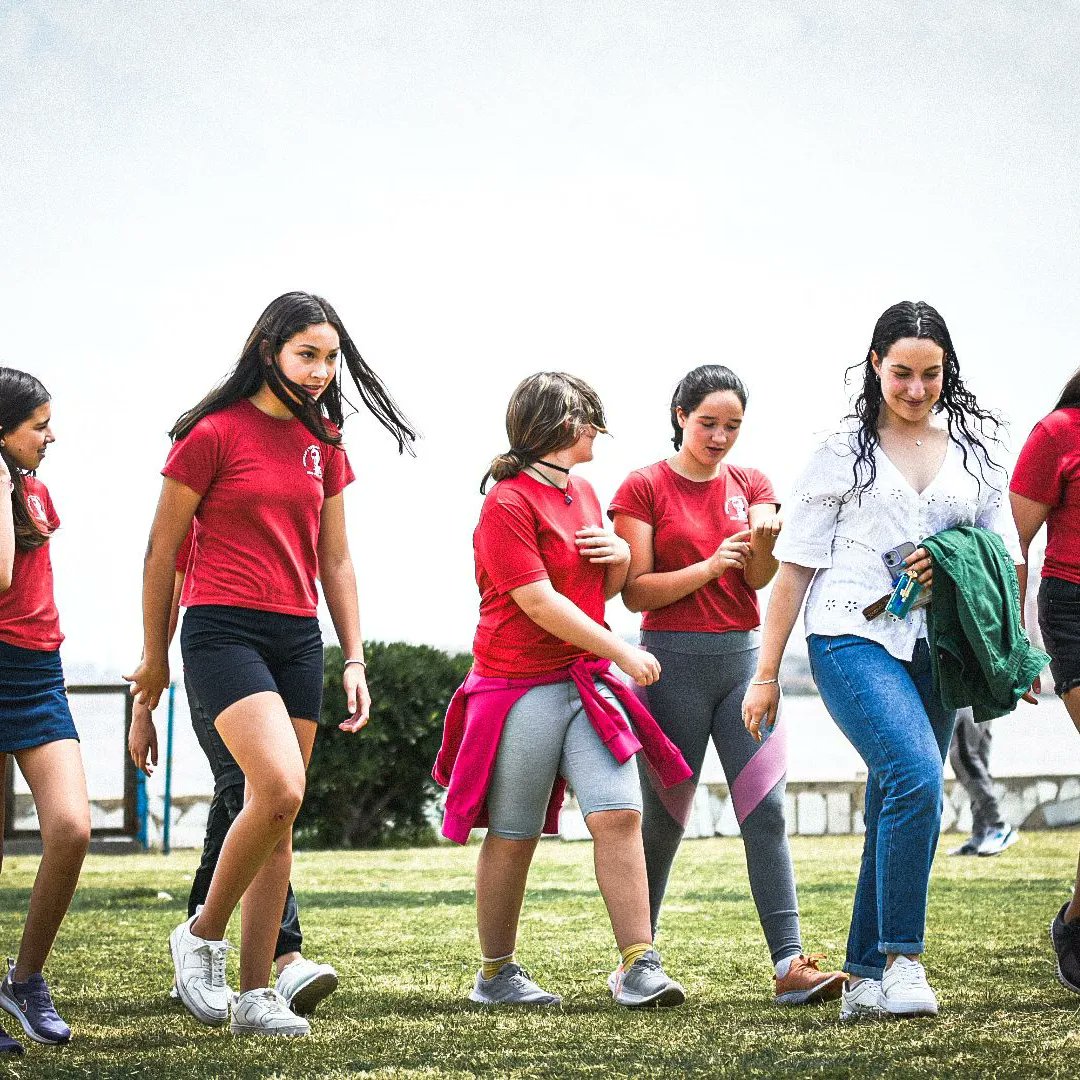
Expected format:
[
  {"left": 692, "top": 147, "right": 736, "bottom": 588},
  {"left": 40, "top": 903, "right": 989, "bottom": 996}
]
[{"left": 2, "top": 1, "right": 1077, "bottom": 672}]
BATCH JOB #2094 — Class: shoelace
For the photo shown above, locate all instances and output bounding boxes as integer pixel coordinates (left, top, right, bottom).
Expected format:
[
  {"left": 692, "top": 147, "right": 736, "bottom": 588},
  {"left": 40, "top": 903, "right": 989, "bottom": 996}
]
[
  {"left": 888, "top": 961, "right": 925, "bottom": 988},
  {"left": 198, "top": 942, "right": 232, "bottom": 989},
  {"left": 17, "top": 982, "right": 61, "bottom": 1022}
]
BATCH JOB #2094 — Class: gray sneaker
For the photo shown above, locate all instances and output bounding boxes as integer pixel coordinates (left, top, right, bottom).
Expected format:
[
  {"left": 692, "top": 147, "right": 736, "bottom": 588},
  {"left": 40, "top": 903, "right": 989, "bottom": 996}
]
[
  {"left": 607, "top": 950, "right": 685, "bottom": 1008},
  {"left": 468, "top": 964, "right": 561, "bottom": 1006}
]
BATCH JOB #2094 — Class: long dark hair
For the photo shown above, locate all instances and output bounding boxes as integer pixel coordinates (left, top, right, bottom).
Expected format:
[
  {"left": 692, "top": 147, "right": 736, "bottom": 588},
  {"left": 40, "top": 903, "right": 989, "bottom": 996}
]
[
  {"left": 670, "top": 365, "right": 747, "bottom": 449},
  {"left": 171, "top": 292, "right": 417, "bottom": 453},
  {"left": 844, "top": 301, "right": 1001, "bottom": 498},
  {"left": 481, "top": 372, "right": 607, "bottom": 493},
  {"left": 1054, "top": 367, "right": 1080, "bottom": 411},
  {"left": 0, "top": 368, "right": 52, "bottom": 551}
]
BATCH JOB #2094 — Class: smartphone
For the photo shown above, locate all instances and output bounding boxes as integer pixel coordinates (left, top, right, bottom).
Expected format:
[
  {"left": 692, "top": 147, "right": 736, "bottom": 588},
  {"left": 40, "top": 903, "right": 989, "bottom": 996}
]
[{"left": 882, "top": 541, "right": 917, "bottom": 584}]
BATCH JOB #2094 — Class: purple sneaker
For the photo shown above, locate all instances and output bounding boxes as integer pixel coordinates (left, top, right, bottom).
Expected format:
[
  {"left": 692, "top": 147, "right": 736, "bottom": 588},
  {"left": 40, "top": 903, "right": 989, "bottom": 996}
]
[
  {"left": 0, "top": 960, "right": 71, "bottom": 1045},
  {"left": 0, "top": 1024, "right": 23, "bottom": 1055}
]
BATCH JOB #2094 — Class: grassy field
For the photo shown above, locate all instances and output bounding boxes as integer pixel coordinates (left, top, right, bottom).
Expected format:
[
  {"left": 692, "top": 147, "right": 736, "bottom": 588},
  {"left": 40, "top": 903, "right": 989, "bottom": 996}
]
[{"left": 1, "top": 832, "right": 1079, "bottom": 1078}]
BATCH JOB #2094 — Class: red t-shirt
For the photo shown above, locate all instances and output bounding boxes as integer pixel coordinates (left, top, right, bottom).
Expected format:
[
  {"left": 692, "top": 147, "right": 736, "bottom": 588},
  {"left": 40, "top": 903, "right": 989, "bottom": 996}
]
[
  {"left": 1010, "top": 407, "right": 1080, "bottom": 585},
  {"left": 163, "top": 399, "right": 355, "bottom": 617},
  {"left": 0, "top": 476, "right": 63, "bottom": 651},
  {"left": 472, "top": 472, "right": 609, "bottom": 678},
  {"left": 608, "top": 460, "right": 777, "bottom": 633}
]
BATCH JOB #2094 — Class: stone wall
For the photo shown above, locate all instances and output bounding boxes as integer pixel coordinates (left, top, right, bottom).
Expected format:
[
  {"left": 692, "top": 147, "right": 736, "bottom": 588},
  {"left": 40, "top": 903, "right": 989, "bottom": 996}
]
[{"left": 559, "top": 775, "right": 1080, "bottom": 840}]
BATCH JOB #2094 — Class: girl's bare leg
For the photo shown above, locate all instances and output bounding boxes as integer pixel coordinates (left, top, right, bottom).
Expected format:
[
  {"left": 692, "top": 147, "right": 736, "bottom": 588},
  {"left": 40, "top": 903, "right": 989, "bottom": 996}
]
[
  {"left": 586, "top": 809, "right": 653, "bottom": 951},
  {"left": 1060, "top": 688, "right": 1080, "bottom": 924},
  {"left": 13, "top": 740, "right": 90, "bottom": 979},
  {"left": 475, "top": 835, "right": 539, "bottom": 958}
]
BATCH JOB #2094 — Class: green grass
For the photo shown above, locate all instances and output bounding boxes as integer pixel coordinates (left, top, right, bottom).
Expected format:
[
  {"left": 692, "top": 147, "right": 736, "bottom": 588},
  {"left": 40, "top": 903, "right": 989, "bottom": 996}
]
[{"left": 2, "top": 832, "right": 1080, "bottom": 1078}]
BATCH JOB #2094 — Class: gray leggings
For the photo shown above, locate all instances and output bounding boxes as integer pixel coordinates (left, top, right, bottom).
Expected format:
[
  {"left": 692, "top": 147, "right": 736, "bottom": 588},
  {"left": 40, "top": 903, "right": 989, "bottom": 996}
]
[
  {"left": 485, "top": 678, "right": 643, "bottom": 840},
  {"left": 639, "top": 631, "right": 802, "bottom": 963}
]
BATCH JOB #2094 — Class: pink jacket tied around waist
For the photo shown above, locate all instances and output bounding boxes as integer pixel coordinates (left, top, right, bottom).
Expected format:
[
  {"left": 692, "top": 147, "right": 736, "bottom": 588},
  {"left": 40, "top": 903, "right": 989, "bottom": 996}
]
[{"left": 433, "top": 656, "right": 692, "bottom": 844}]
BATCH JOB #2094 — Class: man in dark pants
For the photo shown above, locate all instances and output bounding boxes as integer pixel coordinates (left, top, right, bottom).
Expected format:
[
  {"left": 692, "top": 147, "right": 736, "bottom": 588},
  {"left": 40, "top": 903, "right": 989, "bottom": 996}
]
[
  {"left": 129, "top": 679, "right": 338, "bottom": 1017},
  {"left": 948, "top": 707, "right": 1018, "bottom": 857}
]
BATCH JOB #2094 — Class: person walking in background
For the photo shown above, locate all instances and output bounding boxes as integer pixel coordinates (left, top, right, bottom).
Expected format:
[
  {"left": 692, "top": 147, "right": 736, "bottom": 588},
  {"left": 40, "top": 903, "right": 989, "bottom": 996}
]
[
  {"left": 128, "top": 528, "right": 338, "bottom": 1017},
  {"left": 126, "top": 292, "right": 416, "bottom": 1037},
  {"left": 1010, "top": 366, "right": 1080, "bottom": 993},
  {"left": 947, "top": 706, "right": 1017, "bottom": 857},
  {"left": 608, "top": 364, "right": 843, "bottom": 1006},
  {"left": 435, "top": 372, "right": 690, "bottom": 1010},
  {"left": 0, "top": 370, "right": 91, "bottom": 1052},
  {"left": 742, "top": 301, "right": 1025, "bottom": 1021}
]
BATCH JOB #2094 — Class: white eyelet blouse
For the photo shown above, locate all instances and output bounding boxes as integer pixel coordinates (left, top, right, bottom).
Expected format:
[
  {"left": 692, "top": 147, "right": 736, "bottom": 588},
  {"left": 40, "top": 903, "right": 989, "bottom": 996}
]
[{"left": 774, "top": 428, "right": 1023, "bottom": 661}]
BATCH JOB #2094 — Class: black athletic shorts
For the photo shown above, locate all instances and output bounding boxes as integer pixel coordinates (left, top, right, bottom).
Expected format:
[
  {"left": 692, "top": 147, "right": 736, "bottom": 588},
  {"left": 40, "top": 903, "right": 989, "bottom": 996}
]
[
  {"left": 1038, "top": 576, "right": 1080, "bottom": 697},
  {"left": 180, "top": 605, "right": 324, "bottom": 723}
]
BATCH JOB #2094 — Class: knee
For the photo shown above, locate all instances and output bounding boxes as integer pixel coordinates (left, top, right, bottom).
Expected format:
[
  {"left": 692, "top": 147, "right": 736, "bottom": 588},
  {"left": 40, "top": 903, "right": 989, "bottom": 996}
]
[
  {"left": 744, "top": 790, "right": 788, "bottom": 839},
  {"left": 586, "top": 808, "right": 642, "bottom": 840},
  {"left": 43, "top": 810, "right": 91, "bottom": 857},
  {"left": 253, "top": 776, "right": 305, "bottom": 825}
]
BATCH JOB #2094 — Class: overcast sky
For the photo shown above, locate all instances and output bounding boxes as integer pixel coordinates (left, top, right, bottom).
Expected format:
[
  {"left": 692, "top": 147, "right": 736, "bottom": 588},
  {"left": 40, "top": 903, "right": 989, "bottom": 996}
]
[{"left": 2, "top": 1, "right": 1077, "bottom": 673}]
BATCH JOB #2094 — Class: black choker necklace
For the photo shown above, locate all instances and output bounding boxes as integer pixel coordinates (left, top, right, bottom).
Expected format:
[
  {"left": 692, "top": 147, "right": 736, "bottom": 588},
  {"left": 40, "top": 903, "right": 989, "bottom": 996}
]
[{"left": 527, "top": 462, "right": 573, "bottom": 504}]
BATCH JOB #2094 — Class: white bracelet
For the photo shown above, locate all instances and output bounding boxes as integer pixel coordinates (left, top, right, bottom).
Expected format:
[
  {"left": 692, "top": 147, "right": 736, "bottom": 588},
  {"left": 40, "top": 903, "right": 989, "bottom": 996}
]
[
  {"left": 343, "top": 658, "right": 367, "bottom": 670},
  {"left": 749, "top": 678, "right": 779, "bottom": 686}
]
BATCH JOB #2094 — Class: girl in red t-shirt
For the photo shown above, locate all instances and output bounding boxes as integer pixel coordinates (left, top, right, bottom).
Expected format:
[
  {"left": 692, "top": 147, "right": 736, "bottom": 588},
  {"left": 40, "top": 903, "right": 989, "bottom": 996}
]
[
  {"left": 610, "top": 365, "right": 843, "bottom": 1006},
  {"left": 126, "top": 292, "right": 415, "bottom": 1037},
  {"left": 0, "top": 369, "right": 89, "bottom": 1052},
  {"left": 450, "top": 372, "right": 687, "bottom": 1009},
  {"left": 1011, "top": 366, "right": 1080, "bottom": 990}
]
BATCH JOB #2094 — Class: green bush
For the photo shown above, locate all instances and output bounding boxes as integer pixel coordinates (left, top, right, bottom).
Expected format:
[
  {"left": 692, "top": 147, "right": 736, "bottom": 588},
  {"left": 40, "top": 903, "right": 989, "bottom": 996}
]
[{"left": 295, "top": 641, "right": 473, "bottom": 848}]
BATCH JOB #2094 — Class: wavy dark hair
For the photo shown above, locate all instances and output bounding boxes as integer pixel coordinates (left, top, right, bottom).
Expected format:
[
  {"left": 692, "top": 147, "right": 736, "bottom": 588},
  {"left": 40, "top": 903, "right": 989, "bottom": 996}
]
[
  {"left": 844, "top": 301, "right": 1001, "bottom": 499},
  {"left": 1054, "top": 367, "right": 1080, "bottom": 411},
  {"left": 481, "top": 372, "right": 607, "bottom": 493},
  {"left": 171, "top": 292, "right": 417, "bottom": 453},
  {"left": 670, "top": 365, "right": 747, "bottom": 449},
  {"left": 0, "top": 368, "right": 53, "bottom": 551}
]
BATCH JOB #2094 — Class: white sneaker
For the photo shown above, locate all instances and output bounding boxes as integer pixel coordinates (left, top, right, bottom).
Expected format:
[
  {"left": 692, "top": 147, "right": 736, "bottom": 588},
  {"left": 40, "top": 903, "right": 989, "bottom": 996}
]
[
  {"left": 274, "top": 957, "right": 339, "bottom": 1016},
  {"left": 230, "top": 988, "right": 310, "bottom": 1037},
  {"left": 839, "top": 978, "right": 884, "bottom": 1022},
  {"left": 168, "top": 914, "right": 231, "bottom": 1026},
  {"left": 881, "top": 957, "right": 939, "bottom": 1017}
]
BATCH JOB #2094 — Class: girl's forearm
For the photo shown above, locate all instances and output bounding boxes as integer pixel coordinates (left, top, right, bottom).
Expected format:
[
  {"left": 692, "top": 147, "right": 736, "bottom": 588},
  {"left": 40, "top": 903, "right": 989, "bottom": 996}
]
[
  {"left": 755, "top": 563, "right": 815, "bottom": 678},
  {"left": 142, "top": 546, "right": 180, "bottom": 665},
  {"left": 622, "top": 561, "right": 717, "bottom": 612},
  {"left": 322, "top": 558, "right": 364, "bottom": 658},
  {"left": 0, "top": 487, "right": 14, "bottom": 593},
  {"left": 516, "top": 584, "right": 628, "bottom": 662}
]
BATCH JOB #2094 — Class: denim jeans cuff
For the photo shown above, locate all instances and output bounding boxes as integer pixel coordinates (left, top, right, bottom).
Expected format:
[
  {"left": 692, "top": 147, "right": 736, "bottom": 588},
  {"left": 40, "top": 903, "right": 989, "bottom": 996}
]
[
  {"left": 845, "top": 961, "right": 884, "bottom": 979},
  {"left": 879, "top": 940, "right": 925, "bottom": 956}
]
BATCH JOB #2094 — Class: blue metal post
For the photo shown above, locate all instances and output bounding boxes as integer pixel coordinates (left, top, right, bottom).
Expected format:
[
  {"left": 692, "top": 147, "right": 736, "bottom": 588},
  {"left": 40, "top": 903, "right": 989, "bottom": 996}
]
[
  {"left": 163, "top": 682, "right": 176, "bottom": 855},
  {"left": 135, "top": 767, "right": 148, "bottom": 849}
]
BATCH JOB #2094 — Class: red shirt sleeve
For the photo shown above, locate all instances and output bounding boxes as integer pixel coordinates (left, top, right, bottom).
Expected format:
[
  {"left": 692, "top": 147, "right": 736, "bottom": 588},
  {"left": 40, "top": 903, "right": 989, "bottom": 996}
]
[
  {"left": 40, "top": 484, "right": 60, "bottom": 531},
  {"left": 476, "top": 492, "right": 550, "bottom": 594},
  {"left": 607, "top": 470, "right": 655, "bottom": 524},
  {"left": 162, "top": 417, "right": 222, "bottom": 496},
  {"left": 323, "top": 444, "right": 355, "bottom": 499},
  {"left": 1011, "top": 421, "right": 1063, "bottom": 507},
  {"left": 747, "top": 468, "right": 778, "bottom": 508}
]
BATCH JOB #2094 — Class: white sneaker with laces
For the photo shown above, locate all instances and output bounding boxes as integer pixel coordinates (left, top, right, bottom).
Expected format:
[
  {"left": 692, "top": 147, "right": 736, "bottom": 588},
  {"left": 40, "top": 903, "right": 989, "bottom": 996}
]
[
  {"left": 976, "top": 825, "right": 1019, "bottom": 857},
  {"left": 168, "top": 914, "right": 231, "bottom": 1026},
  {"left": 839, "top": 978, "right": 884, "bottom": 1022},
  {"left": 274, "top": 957, "right": 339, "bottom": 1016},
  {"left": 230, "top": 988, "right": 310, "bottom": 1037},
  {"left": 881, "top": 956, "right": 939, "bottom": 1017}
]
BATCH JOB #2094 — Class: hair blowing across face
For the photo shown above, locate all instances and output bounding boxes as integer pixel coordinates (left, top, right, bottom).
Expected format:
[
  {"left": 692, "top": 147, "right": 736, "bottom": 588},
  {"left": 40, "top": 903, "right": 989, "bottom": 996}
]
[
  {"left": 480, "top": 372, "right": 607, "bottom": 493},
  {"left": 844, "top": 300, "right": 1001, "bottom": 499},
  {"left": 171, "top": 291, "right": 417, "bottom": 453},
  {"left": 669, "top": 365, "right": 748, "bottom": 450},
  {"left": 0, "top": 367, "right": 52, "bottom": 551}
]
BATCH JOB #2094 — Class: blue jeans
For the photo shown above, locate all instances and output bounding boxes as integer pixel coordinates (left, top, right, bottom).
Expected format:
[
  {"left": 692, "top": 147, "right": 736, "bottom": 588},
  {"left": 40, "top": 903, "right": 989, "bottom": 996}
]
[{"left": 808, "top": 635, "right": 955, "bottom": 978}]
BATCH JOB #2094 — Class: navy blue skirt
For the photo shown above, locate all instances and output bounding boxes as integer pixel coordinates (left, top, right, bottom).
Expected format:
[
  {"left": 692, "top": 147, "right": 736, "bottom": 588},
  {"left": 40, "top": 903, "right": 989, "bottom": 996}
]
[{"left": 0, "top": 639, "right": 79, "bottom": 753}]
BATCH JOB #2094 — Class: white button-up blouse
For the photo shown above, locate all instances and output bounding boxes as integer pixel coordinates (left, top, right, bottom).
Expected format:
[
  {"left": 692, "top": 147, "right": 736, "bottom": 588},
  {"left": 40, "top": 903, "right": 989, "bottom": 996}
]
[{"left": 774, "top": 428, "right": 1022, "bottom": 661}]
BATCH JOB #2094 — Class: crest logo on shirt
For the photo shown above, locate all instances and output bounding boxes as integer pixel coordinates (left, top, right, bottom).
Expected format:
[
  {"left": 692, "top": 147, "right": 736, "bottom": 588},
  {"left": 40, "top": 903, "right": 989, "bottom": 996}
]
[
  {"left": 725, "top": 495, "right": 749, "bottom": 522},
  {"left": 303, "top": 445, "right": 323, "bottom": 480},
  {"left": 27, "top": 494, "right": 48, "bottom": 526}
]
